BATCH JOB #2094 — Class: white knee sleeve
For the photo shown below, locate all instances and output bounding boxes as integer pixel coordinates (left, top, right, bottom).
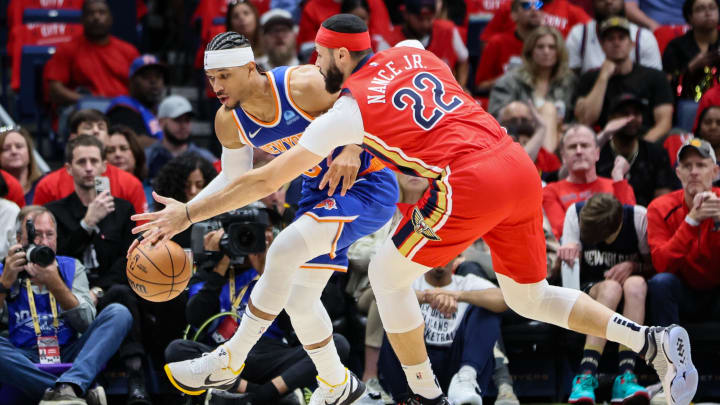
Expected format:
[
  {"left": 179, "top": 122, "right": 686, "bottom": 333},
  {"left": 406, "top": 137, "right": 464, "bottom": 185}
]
[
  {"left": 368, "top": 238, "right": 430, "bottom": 333},
  {"left": 284, "top": 269, "right": 334, "bottom": 345},
  {"left": 249, "top": 215, "right": 336, "bottom": 315},
  {"left": 496, "top": 273, "right": 581, "bottom": 329}
]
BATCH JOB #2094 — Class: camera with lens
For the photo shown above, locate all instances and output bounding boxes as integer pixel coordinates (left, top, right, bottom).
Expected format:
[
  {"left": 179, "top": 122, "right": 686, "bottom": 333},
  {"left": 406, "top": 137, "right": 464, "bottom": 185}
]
[
  {"left": 19, "top": 218, "right": 56, "bottom": 272},
  {"left": 191, "top": 206, "right": 271, "bottom": 268}
]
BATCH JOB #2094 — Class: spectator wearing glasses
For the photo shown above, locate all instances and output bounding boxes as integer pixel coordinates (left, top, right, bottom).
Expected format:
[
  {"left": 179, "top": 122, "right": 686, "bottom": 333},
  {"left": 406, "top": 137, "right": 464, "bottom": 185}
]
[
  {"left": 385, "top": 0, "right": 470, "bottom": 87},
  {"left": 565, "top": 0, "right": 661, "bottom": 74},
  {"left": 480, "top": 0, "right": 590, "bottom": 42},
  {"left": 663, "top": 0, "right": 720, "bottom": 131},
  {"left": 474, "top": 0, "right": 544, "bottom": 95},
  {"left": 0, "top": 127, "right": 45, "bottom": 205}
]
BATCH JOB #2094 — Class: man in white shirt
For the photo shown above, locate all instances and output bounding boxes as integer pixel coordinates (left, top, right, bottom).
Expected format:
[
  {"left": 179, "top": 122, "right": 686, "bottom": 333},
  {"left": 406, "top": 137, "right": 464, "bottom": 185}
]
[
  {"left": 378, "top": 256, "right": 509, "bottom": 405},
  {"left": 566, "top": 0, "right": 661, "bottom": 73}
]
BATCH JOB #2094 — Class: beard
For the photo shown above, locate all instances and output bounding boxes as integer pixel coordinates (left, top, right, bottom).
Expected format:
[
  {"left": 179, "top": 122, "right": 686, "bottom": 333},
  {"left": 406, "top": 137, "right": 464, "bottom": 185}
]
[
  {"left": 164, "top": 126, "right": 190, "bottom": 146},
  {"left": 324, "top": 61, "right": 345, "bottom": 94}
]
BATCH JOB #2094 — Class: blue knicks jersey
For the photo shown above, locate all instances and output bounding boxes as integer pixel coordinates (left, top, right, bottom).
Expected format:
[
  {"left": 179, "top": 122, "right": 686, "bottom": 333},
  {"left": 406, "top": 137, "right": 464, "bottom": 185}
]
[{"left": 231, "top": 66, "right": 382, "bottom": 194}]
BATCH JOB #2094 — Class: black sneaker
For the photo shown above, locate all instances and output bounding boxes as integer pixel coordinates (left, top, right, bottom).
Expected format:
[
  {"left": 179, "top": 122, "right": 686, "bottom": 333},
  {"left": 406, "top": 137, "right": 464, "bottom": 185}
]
[
  {"left": 38, "top": 384, "right": 87, "bottom": 405},
  {"left": 400, "top": 394, "right": 451, "bottom": 405},
  {"left": 204, "top": 388, "right": 253, "bottom": 405}
]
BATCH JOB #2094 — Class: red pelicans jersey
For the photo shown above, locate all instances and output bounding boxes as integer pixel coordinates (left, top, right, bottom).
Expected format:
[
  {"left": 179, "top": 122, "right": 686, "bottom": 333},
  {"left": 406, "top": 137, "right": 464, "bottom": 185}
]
[{"left": 343, "top": 47, "right": 507, "bottom": 179}]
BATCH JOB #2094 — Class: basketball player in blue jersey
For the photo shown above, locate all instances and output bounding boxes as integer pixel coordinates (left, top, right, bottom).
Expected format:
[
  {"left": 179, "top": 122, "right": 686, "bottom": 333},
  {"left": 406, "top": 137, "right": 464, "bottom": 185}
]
[{"left": 152, "top": 32, "right": 398, "bottom": 404}]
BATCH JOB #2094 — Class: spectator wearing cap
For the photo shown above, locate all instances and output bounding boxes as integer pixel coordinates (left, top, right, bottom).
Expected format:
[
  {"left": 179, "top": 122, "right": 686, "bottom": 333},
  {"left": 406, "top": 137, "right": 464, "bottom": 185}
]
[
  {"left": 255, "top": 9, "right": 299, "bottom": 70},
  {"left": 106, "top": 55, "right": 169, "bottom": 147},
  {"left": 145, "top": 95, "right": 217, "bottom": 181},
  {"left": 595, "top": 94, "right": 676, "bottom": 207},
  {"left": 474, "top": 0, "right": 543, "bottom": 95},
  {"left": 480, "top": 0, "right": 590, "bottom": 42},
  {"left": 575, "top": 17, "right": 673, "bottom": 142},
  {"left": 543, "top": 124, "right": 636, "bottom": 239},
  {"left": 663, "top": 0, "right": 720, "bottom": 131},
  {"left": 43, "top": 0, "right": 139, "bottom": 107},
  {"left": 565, "top": 0, "right": 661, "bottom": 75},
  {"left": 385, "top": 0, "right": 470, "bottom": 88},
  {"left": 646, "top": 138, "right": 720, "bottom": 327}
]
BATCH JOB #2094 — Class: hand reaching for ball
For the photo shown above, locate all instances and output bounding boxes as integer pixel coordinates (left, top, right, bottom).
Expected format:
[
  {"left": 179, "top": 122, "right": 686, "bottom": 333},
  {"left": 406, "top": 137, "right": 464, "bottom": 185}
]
[{"left": 128, "top": 192, "right": 192, "bottom": 258}]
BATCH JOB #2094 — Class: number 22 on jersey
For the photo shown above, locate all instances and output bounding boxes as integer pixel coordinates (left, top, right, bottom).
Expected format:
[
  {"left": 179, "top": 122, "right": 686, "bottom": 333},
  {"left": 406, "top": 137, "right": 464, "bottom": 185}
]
[{"left": 391, "top": 72, "right": 463, "bottom": 130}]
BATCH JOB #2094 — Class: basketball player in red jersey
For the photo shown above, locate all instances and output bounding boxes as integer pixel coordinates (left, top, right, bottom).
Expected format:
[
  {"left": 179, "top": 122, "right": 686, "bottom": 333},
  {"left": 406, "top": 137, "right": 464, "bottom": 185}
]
[{"left": 132, "top": 14, "right": 697, "bottom": 405}]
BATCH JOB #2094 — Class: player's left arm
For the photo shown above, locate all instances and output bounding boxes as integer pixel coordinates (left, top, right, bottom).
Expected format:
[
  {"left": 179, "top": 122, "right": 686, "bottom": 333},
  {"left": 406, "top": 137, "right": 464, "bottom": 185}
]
[{"left": 290, "top": 65, "right": 365, "bottom": 195}]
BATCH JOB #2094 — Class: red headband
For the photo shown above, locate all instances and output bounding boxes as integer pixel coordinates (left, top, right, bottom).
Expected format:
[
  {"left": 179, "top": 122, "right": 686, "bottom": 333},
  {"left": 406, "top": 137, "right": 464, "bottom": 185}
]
[{"left": 315, "top": 26, "right": 371, "bottom": 51}]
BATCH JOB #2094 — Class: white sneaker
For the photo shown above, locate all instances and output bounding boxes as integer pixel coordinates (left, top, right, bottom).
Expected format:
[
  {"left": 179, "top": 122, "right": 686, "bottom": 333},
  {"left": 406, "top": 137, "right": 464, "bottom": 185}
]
[
  {"left": 494, "top": 383, "right": 520, "bottom": 405},
  {"left": 645, "top": 325, "right": 698, "bottom": 405},
  {"left": 366, "top": 377, "right": 394, "bottom": 404},
  {"left": 308, "top": 369, "right": 366, "bottom": 405},
  {"left": 164, "top": 345, "right": 243, "bottom": 395},
  {"left": 448, "top": 367, "right": 483, "bottom": 405}
]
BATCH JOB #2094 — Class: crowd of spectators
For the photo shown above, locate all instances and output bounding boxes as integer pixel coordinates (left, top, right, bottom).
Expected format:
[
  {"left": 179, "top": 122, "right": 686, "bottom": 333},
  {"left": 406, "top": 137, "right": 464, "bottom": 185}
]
[{"left": 1, "top": 0, "right": 720, "bottom": 404}]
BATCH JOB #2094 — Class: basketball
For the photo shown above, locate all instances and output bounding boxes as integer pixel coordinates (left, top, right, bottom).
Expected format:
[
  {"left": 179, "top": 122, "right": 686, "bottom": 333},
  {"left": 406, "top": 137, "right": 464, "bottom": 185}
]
[{"left": 126, "top": 240, "right": 191, "bottom": 302}]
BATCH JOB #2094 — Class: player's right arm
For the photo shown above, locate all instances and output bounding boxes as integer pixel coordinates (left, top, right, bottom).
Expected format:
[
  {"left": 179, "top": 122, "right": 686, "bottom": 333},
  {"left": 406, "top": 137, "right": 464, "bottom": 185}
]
[{"left": 189, "top": 107, "right": 254, "bottom": 203}]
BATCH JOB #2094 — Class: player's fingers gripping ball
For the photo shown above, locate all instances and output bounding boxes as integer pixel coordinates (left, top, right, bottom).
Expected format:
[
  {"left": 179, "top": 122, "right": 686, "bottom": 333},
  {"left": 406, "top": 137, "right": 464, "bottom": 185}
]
[{"left": 126, "top": 240, "right": 190, "bottom": 302}]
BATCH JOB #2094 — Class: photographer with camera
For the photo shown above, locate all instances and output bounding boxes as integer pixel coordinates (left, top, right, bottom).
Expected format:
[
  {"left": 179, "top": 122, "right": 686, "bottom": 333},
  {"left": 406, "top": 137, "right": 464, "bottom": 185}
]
[
  {"left": 165, "top": 206, "right": 350, "bottom": 405},
  {"left": 0, "top": 205, "right": 132, "bottom": 405}
]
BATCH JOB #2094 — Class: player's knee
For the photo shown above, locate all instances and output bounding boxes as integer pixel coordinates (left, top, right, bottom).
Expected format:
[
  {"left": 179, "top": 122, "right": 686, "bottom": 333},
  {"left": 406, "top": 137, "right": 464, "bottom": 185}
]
[
  {"left": 622, "top": 275, "right": 647, "bottom": 301},
  {"left": 596, "top": 280, "right": 623, "bottom": 305}
]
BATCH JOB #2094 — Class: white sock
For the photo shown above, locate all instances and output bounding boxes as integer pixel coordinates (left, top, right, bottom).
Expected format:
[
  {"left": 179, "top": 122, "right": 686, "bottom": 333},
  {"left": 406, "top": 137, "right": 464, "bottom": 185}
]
[
  {"left": 225, "top": 309, "right": 272, "bottom": 370},
  {"left": 402, "top": 358, "right": 443, "bottom": 400},
  {"left": 605, "top": 313, "right": 648, "bottom": 353},
  {"left": 307, "top": 339, "right": 347, "bottom": 387}
]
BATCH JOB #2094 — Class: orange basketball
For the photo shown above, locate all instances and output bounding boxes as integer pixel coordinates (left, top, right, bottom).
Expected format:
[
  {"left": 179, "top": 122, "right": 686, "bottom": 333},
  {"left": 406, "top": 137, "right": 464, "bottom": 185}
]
[{"left": 126, "top": 240, "right": 191, "bottom": 302}]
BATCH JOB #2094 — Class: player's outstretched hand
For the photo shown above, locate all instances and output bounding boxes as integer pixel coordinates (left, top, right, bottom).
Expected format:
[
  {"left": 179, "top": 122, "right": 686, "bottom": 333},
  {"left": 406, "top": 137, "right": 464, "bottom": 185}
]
[
  {"left": 127, "top": 192, "right": 191, "bottom": 257},
  {"left": 319, "top": 144, "right": 362, "bottom": 196}
]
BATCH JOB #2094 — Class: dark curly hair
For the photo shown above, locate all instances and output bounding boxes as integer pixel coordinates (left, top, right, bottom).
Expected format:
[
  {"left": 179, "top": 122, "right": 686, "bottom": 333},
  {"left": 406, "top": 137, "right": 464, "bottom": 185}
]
[{"left": 151, "top": 152, "right": 217, "bottom": 211}]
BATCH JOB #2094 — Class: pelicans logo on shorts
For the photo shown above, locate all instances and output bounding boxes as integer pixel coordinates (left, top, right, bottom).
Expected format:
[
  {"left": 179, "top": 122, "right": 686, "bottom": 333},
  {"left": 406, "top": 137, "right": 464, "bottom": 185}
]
[
  {"left": 314, "top": 198, "right": 338, "bottom": 210},
  {"left": 412, "top": 207, "right": 441, "bottom": 241}
]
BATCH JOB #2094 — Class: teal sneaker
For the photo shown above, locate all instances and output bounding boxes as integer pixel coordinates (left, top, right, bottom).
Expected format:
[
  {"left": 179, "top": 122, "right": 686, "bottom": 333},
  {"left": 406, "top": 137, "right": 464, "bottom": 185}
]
[
  {"left": 569, "top": 374, "right": 598, "bottom": 404},
  {"left": 612, "top": 371, "right": 650, "bottom": 405}
]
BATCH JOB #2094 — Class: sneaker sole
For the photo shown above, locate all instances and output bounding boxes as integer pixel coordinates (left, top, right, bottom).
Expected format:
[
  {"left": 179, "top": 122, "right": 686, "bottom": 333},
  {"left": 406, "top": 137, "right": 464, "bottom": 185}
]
[
  {"left": 663, "top": 326, "right": 698, "bottom": 405},
  {"left": 164, "top": 364, "right": 207, "bottom": 396},
  {"left": 569, "top": 397, "right": 595, "bottom": 405},
  {"left": 611, "top": 390, "right": 650, "bottom": 405}
]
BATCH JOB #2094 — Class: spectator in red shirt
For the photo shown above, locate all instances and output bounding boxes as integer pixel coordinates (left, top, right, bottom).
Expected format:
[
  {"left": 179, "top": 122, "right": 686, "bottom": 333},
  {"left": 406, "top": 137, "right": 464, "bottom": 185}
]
[
  {"left": 475, "top": 0, "right": 543, "bottom": 94},
  {"left": 33, "top": 110, "right": 148, "bottom": 216},
  {"left": 646, "top": 138, "right": 720, "bottom": 327},
  {"left": 498, "top": 100, "right": 562, "bottom": 176},
  {"left": 43, "top": 0, "right": 139, "bottom": 108},
  {"left": 481, "top": 0, "right": 591, "bottom": 40},
  {"left": 385, "top": 0, "right": 470, "bottom": 87},
  {"left": 543, "top": 125, "right": 636, "bottom": 238},
  {"left": 0, "top": 169, "right": 25, "bottom": 208},
  {"left": 297, "top": 0, "right": 393, "bottom": 60}
]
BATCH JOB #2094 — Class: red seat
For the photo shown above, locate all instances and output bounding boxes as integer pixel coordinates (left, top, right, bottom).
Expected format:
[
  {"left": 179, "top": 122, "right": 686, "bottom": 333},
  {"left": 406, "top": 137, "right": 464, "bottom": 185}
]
[
  {"left": 653, "top": 24, "right": 690, "bottom": 55},
  {"left": 8, "top": 22, "right": 82, "bottom": 91},
  {"left": 6, "top": 0, "right": 83, "bottom": 31}
]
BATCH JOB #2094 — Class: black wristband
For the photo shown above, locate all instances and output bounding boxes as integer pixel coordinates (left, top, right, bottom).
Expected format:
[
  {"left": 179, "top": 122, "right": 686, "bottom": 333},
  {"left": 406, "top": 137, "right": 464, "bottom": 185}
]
[{"left": 0, "top": 282, "right": 12, "bottom": 295}]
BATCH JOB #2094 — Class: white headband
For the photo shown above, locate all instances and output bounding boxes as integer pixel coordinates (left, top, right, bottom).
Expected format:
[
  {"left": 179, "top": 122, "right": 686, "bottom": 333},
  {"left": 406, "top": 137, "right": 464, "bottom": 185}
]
[{"left": 204, "top": 47, "right": 255, "bottom": 70}]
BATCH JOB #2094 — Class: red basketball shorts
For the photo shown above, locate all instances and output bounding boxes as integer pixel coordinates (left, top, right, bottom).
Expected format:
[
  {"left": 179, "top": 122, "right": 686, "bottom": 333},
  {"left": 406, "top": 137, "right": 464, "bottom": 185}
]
[{"left": 392, "top": 136, "right": 547, "bottom": 284}]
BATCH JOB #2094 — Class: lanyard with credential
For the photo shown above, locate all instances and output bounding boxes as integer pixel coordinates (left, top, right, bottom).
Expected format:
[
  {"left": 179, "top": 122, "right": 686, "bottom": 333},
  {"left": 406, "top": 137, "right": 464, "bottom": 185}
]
[
  {"left": 228, "top": 269, "right": 259, "bottom": 310},
  {"left": 26, "top": 279, "right": 59, "bottom": 336}
]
